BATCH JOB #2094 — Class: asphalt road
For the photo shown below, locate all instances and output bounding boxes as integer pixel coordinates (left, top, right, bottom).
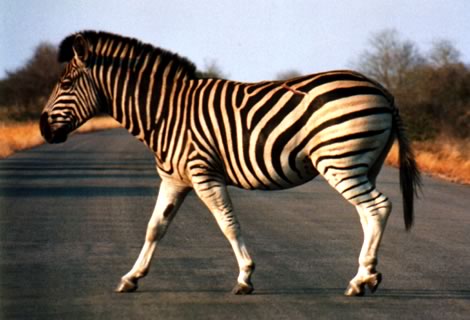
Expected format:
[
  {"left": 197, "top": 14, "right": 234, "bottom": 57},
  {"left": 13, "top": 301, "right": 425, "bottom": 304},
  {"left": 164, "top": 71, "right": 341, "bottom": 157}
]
[{"left": 1, "top": 129, "right": 469, "bottom": 319}]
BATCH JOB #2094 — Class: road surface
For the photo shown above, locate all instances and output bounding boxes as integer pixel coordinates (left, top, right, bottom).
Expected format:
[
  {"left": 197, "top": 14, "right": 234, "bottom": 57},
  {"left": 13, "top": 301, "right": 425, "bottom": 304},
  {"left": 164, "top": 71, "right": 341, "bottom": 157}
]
[{"left": 1, "top": 129, "right": 469, "bottom": 319}]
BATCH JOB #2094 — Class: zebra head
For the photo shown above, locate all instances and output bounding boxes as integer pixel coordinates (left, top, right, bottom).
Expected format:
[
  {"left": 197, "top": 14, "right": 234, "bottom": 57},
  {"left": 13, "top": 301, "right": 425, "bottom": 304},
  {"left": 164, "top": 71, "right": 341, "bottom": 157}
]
[{"left": 40, "top": 34, "right": 104, "bottom": 143}]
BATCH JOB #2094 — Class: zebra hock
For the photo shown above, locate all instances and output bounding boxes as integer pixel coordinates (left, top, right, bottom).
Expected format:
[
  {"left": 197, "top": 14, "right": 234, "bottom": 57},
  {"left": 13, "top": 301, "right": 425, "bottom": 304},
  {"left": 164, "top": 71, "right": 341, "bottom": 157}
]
[{"left": 40, "top": 31, "right": 421, "bottom": 297}]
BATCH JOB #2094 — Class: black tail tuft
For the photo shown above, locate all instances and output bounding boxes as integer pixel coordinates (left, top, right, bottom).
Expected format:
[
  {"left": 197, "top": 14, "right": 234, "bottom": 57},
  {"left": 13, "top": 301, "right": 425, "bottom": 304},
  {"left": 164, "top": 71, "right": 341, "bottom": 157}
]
[{"left": 393, "top": 108, "right": 421, "bottom": 230}]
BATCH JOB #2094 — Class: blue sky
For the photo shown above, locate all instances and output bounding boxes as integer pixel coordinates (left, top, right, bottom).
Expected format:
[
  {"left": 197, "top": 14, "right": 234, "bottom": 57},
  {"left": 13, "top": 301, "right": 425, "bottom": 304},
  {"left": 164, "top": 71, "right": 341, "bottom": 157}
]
[{"left": 1, "top": 0, "right": 469, "bottom": 81}]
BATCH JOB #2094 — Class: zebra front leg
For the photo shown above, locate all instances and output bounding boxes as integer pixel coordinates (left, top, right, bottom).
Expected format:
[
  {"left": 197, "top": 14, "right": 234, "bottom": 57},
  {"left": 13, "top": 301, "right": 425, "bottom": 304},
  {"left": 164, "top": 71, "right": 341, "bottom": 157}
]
[
  {"left": 116, "top": 179, "right": 190, "bottom": 293},
  {"left": 193, "top": 180, "right": 255, "bottom": 294}
]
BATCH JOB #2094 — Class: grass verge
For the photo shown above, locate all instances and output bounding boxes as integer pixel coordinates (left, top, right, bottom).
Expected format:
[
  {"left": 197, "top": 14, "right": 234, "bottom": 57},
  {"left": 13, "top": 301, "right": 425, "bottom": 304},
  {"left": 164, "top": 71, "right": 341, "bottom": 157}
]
[
  {"left": 0, "top": 116, "right": 120, "bottom": 158},
  {"left": 386, "top": 136, "right": 470, "bottom": 185}
]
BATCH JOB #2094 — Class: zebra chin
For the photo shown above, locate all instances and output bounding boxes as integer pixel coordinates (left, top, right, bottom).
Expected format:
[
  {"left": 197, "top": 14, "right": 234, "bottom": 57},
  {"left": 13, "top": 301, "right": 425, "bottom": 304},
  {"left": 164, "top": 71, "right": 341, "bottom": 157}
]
[{"left": 40, "top": 113, "right": 69, "bottom": 144}]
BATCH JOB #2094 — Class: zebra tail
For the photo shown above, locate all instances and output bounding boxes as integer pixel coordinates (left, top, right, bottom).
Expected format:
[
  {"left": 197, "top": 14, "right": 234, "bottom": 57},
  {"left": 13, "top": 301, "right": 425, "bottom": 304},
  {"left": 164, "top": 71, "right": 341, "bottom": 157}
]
[{"left": 392, "top": 107, "right": 422, "bottom": 231}]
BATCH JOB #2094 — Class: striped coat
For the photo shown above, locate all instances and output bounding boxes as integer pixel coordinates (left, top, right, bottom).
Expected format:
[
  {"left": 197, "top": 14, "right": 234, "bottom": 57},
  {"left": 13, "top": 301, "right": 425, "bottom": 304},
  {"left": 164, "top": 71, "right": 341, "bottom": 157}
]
[{"left": 40, "top": 31, "right": 420, "bottom": 296}]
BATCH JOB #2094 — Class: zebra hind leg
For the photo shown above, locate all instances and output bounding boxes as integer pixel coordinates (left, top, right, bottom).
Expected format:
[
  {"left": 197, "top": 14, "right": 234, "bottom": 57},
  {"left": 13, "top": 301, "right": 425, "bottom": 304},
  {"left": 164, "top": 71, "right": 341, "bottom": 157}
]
[
  {"left": 344, "top": 195, "right": 391, "bottom": 296},
  {"left": 324, "top": 171, "right": 391, "bottom": 296}
]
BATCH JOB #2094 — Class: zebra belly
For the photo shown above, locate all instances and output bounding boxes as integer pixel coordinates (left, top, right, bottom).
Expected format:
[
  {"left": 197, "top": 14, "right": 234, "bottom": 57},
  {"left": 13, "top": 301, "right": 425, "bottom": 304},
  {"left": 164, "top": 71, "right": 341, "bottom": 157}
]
[{"left": 225, "top": 155, "right": 319, "bottom": 191}]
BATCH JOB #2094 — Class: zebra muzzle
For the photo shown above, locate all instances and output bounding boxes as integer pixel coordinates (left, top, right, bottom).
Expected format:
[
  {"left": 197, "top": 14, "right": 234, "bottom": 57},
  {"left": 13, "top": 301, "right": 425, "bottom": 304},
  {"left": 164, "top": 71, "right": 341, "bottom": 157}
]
[{"left": 40, "top": 113, "right": 69, "bottom": 144}]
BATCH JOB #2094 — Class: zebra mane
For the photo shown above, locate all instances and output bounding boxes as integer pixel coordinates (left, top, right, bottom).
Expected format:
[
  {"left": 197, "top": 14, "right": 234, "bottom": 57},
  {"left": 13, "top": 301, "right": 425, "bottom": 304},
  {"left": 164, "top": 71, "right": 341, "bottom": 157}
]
[{"left": 58, "top": 30, "right": 198, "bottom": 78}]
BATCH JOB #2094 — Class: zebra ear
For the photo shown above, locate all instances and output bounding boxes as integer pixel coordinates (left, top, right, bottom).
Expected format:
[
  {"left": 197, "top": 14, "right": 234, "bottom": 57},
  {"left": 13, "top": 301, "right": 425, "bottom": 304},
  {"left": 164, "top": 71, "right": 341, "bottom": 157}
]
[
  {"left": 72, "top": 34, "right": 89, "bottom": 62},
  {"left": 58, "top": 35, "right": 75, "bottom": 62}
]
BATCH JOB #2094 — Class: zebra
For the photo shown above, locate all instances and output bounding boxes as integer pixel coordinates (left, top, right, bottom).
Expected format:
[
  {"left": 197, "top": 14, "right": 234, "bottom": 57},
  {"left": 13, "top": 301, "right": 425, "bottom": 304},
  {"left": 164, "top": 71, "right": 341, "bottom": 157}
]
[{"left": 40, "top": 31, "right": 420, "bottom": 296}]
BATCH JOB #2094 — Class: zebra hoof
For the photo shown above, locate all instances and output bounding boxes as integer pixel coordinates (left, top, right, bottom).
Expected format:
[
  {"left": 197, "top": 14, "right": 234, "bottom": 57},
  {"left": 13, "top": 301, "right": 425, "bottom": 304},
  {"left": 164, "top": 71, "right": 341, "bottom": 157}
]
[
  {"left": 116, "top": 278, "right": 138, "bottom": 293},
  {"left": 344, "top": 282, "right": 365, "bottom": 297},
  {"left": 232, "top": 282, "right": 254, "bottom": 295},
  {"left": 366, "top": 273, "right": 382, "bottom": 293}
]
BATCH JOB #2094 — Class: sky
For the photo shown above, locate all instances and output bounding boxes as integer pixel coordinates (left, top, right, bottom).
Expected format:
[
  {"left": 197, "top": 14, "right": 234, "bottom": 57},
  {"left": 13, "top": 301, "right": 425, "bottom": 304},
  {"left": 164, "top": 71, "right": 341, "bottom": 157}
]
[{"left": 1, "top": 0, "right": 469, "bottom": 82}]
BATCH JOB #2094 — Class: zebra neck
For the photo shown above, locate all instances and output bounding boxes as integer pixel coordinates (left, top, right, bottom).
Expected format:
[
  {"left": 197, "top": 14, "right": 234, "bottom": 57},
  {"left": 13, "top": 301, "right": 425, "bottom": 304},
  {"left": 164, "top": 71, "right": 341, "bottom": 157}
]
[{"left": 97, "top": 58, "right": 190, "bottom": 138}]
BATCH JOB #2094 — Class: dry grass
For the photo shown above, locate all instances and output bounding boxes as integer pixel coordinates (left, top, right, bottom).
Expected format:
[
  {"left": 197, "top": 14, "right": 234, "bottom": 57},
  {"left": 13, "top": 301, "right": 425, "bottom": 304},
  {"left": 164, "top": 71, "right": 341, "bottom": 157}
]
[
  {"left": 0, "top": 116, "right": 120, "bottom": 159},
  {"left": 386, "top": 136, "right": 470, "bottom": 185},
  {"left": 0, "top": 121, "right": 44, "bottom": 158}
]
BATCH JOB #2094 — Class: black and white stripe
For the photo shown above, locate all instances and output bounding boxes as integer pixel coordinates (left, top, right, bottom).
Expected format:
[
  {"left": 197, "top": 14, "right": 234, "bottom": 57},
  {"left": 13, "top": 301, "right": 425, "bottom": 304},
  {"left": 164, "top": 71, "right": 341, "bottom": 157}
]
[{"left": 40, "top": 31, "right": 420, "bottom": 296}]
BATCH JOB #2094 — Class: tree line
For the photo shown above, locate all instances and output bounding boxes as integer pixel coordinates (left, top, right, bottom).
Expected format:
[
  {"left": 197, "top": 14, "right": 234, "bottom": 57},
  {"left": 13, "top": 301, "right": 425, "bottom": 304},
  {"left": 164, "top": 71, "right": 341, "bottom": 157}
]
[
  {"left": 355, "top": 29, "right": 469, "bottom": 140},
  {"left": 1, "top": 29, "right": 468, "bottom": 141},
  {"left": 0, "top": 43, "right": 62, "bottom": 121}
]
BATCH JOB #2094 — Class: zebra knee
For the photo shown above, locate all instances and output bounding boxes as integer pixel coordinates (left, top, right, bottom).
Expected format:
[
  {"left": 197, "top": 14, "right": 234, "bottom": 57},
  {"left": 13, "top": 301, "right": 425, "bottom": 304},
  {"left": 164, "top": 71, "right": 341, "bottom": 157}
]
[
  {"left": 363, "top": 197, "right": 392, "bottom": 222},
  {"left": 145, "top": 222, "right": 168, "bottom": 242},
  {"left": 145, "top": 213, "right": 174, "bottom": 242}
]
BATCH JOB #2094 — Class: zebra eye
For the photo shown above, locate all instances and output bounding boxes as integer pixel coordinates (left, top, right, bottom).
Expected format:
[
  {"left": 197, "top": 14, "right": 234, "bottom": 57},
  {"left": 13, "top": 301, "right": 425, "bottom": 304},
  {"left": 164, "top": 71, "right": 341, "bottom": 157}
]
[{"left": 61, "top": 79, "right": 73, "bottom": 90}]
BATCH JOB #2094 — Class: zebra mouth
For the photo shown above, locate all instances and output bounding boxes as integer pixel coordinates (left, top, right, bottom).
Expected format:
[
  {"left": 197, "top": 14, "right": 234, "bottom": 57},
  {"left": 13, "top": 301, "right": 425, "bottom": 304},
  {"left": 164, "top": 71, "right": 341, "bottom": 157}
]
[{"left": 40, "top": 113, "right": 70, "bottom": 144}]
